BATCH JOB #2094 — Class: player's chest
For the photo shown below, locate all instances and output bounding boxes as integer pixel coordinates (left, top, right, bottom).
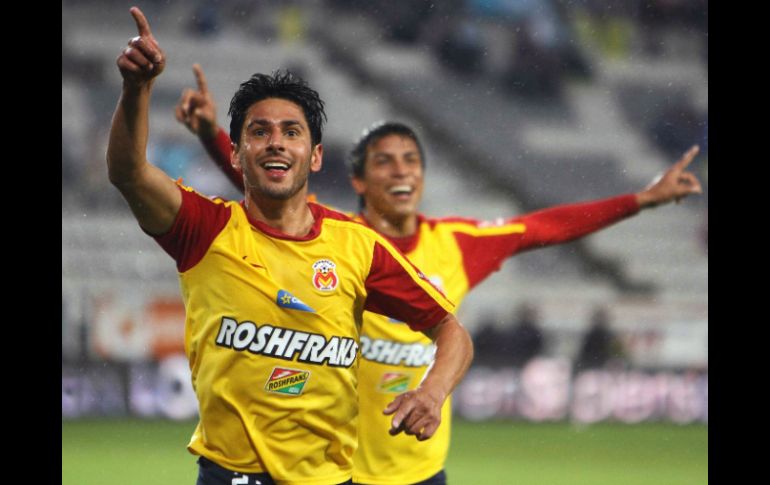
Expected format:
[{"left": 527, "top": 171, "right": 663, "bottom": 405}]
[{"left": 405, "top": 233, "right": 468, "bottom": 301}]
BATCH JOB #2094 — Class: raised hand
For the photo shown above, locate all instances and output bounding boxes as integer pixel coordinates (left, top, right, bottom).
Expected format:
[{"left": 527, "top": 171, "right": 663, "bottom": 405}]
[
  {"left": 174, "top": 64, "right": 219, "bottom": 139},
  {"left": 637, "top": 145, "right": 704, "bottom": 208},
  {"left": 116, "top": 7, "right": 166, "bottom": 87}
]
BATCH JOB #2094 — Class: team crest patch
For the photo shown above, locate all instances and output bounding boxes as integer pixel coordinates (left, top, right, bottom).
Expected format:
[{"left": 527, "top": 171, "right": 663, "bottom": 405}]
[
  {"left": 312, "top": 259, "right": 338, "bottom": 291},
  {"left": 265, "top": 367, "right": 310, "bottom": 396},
  {"left": 378, "top": 372, "right": 412, "bottom": 393}
]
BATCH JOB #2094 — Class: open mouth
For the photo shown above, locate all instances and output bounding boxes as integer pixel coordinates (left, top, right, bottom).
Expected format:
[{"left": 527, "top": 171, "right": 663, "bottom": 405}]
[
  {"left": 261, "top": 160, "right": 291, "bottom": 172},
  {"left": 388, "top": 185, "right": 414, "bottom": 196}
]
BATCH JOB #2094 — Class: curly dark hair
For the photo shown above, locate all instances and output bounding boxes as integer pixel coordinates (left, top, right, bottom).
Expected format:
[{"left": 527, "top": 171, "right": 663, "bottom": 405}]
[
  {"left": 228, "top": 70, "right": 327, "bottom": 147},
  {"left": 349, "top": 121, "right": 425, "bottom": 178}
]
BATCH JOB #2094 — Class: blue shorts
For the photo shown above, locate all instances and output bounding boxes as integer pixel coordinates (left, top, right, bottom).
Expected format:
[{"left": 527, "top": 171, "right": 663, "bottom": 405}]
[
  {"left": 353, "top": 470, "right": 446, "bottom": 485},
  {"left": 414, "top": 470, "right": 447, "bottom": 485},
  {"left": 196, "top": 456, "right": 353, "bottom": 485}
]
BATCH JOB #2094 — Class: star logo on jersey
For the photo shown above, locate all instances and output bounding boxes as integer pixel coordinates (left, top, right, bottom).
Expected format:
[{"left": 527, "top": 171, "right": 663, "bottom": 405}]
[
  {"left": 265, "top": 367, "right": 311, "bottom": 396},
  {"left": 312, "top": 259, "right": 338, "bottom": 291},
  {"left": 276, "top": 290, "right": 316, "bottom": 313},
  {"left": 377, "top": 372, "right": 412, "bottom": 393}
]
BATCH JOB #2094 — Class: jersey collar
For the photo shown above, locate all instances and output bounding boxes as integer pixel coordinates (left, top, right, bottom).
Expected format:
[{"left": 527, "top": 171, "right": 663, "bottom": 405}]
[
  {"left": 356, "top": 212, "right": 425, "bottom": 255},
  {"left": 242, "top": 201, "right": 325, "bottom": 241}
]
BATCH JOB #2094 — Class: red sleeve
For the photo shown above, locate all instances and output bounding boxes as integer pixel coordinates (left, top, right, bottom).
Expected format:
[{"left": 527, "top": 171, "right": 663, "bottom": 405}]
[
  {"left": 454, "top": 194, "right": 640, "bottom": 289},
  {"left": 364, "top": 241, "right": 450, "bottom": 331},
  {"left": 152, "top": 186, "right": 231, "bottom": 272},
  {"left": 202, "top": 128, "right": 244, "bottom": 193}
]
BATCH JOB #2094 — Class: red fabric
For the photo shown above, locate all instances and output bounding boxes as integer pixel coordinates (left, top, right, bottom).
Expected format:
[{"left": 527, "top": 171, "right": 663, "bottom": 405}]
[
  {"left": 203, "top": 128, "right": 244, "bottom": 192},
  {"left": 242, "top": 202, "right": 353, "bottom": 241},
  {"left": 364, "top": 241, "right": 449, "bottom": 331},
  {"left": 356, "top": 213, "right": 425, "bottom": 254},
  {"left": 454, "top": 194, "right": 640, "bottom": 289},
  {"left": 153, "top": 187, "right": 231, "bottom": 272}
]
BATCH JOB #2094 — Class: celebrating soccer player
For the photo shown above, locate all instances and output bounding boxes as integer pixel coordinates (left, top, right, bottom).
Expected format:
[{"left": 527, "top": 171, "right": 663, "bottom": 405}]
[
  {"left": 107, "top": 8, "right": 473, "bottom": 485},
  {"left": 175, "top": 61, "right": 702, "bottom": 485}
]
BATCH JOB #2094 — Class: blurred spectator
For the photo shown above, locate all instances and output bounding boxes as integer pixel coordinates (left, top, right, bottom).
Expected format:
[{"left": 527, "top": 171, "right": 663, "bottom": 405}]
[
  {"left": 472, "top": 314, "right": 508, "bottom": 367},
  {"left": 639, "top": 0, "right": 708, "bottom": 57},
  {"left": 501, "top": 24, "right": 562, "bottom": 98},
  {"left": 505, "top": 303, "right": 545, "bottom": 368},
  {"left": 189, "top": 0, "right": 221, "bottom": 37},
  {"left": 436, "top": 18, "right": 486, "bottom": 76},
  {"left": 575, "top": 307, "right": 625, "bottom": 371},
  {"left": 278, "top": 4, "right": 306, "bottom": 45},
  {"left": 379, "top": 0, "right": 435, "bottom": 44}
]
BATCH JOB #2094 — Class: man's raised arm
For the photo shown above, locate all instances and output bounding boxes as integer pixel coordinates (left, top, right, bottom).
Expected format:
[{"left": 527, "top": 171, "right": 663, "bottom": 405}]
[
  {"left": 107, "top": 7, "right": 181, "bottom": 235},
  {"left": 174, "top": 64, "right": 244, "bottom": 191}
]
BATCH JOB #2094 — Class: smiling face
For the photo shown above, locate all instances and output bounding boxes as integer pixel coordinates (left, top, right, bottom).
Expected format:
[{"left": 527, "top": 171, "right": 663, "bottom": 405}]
[
  {"left": 232, "top": 98, "right": 323, "bottom": 201},
  {"left": 351, "top": 134, "right": 424, "bottom": 223}
]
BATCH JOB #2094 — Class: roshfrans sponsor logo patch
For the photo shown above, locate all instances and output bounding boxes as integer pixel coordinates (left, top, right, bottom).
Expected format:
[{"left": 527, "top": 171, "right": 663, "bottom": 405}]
[
  {"left": 265, "top": 367, "right": 310, "bottom": 395},
  {"left": 378, "top": 372, "right": 412, "bottom": 393}
]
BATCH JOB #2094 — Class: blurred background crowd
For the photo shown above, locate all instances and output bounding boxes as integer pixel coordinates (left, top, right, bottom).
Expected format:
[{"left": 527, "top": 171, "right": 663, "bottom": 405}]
[{"left": 62, "top": 0, "right": 707, "bottom": 424}]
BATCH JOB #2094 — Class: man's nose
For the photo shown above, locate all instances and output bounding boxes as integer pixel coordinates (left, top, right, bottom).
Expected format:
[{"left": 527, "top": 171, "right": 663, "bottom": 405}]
[
  {"left": 392, "top": 159, "right": 410, "bottom": 176},
  {"left": 266, "top": 129, "right": 285, "bottom": 150}
]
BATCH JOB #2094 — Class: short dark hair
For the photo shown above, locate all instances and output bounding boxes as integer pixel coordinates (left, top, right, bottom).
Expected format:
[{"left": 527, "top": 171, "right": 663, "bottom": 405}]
[
  {"left": 349, "top": 121, "right": 425, "bottom": 178},
  {"left": 228, "top": 70, "right": 327, "bottom": 147}
]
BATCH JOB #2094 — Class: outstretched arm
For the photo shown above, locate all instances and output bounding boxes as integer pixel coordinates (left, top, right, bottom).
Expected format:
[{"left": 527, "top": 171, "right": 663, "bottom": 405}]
[
  {"left": 449, "top": 145, "right": 704, "bottom": 289},
  {"left": 107, "top": 7, "right": 180, "bottom": 235},
  {"left": 174, "top": 64, "right": 244, "bottom": 192},
  {"left": 383, "top": 314, "right": 473, "bottom": 441},
  {"left": 518, "top": 145, "right": 704, "bottom": 245}
]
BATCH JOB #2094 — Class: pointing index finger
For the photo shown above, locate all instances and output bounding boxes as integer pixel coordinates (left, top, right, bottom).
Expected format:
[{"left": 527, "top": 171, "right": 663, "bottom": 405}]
[
  {"left": 130, "top": 6, "right": 153, "bottom": 38},
  {"left": 193, "top": 64, "right": 209, "bottom": 94},
  {"left": 675, "top": 144, "right": 700, "bottom": 171}
]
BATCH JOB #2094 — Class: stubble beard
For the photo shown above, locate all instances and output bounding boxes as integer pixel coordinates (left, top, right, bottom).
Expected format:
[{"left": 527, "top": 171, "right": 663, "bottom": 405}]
[{"left": 244, "top": 155, "right": 312, "bottom": 201}]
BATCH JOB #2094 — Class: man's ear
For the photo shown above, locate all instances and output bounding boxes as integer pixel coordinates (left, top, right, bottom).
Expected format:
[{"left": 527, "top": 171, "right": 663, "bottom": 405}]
[
  {"left": 310, "top": 143, "right": 323, "bottom": 173},
  {"left": 350, "top": 175, "right": 366, "bottom": 196},
  {"left": 231, "top": 142, "right": 242, "bottom": 172}
]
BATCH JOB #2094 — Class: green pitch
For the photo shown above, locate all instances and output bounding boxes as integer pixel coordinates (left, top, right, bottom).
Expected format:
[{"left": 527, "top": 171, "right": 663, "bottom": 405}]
[{"left": 62, "top": 419, "right": 707, "bottom": 485}]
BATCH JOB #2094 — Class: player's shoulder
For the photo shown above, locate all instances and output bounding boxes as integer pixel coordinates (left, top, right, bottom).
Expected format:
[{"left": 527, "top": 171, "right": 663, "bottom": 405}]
[
  {"left": 178, "top": 182, "right": 235, "bottom": 207},
  {"left": 420, "top": 214, "right": 495, "bottom": 231},
  {"left": 423, "top": 214, "right": 480, "bottom": 227},
  {"left": 421, "top": 214, "right": 523, "bottom": 235}
]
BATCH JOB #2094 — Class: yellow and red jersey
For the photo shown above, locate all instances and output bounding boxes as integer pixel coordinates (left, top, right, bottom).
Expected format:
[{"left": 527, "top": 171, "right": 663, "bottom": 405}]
[
  {"left": 152, "top": 184, "right": 453, "bottom": 485},
  {"left": 352, "top": 199, "right": 639, "bottom": 484},
  {"left": 201, "top": 128, "right": 640, "bottom": 484}
]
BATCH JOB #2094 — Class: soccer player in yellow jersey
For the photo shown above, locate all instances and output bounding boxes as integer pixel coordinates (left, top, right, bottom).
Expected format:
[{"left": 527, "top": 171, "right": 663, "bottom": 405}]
[
  {"left": 107, "top": 8, "right": 474, "bottom": 485},
  {"left": 176, "top": 63, "right": 702, "bottom": 484}
]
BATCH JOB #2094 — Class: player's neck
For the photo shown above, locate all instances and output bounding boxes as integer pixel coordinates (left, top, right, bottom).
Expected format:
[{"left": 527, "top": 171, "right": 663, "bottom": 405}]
[
  {"left": 244, "top": 190, "right": 315, "bottom": 237},
  {"left": 362, "top": 207, "right": 418, "bottom": 238}
]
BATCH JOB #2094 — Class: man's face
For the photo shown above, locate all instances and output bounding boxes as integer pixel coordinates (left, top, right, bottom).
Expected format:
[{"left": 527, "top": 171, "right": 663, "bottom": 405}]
[
  {"left": 232, "top": 98, "right": 322, "bottom": 201},
  {"left": 351, "top": 134, "right": 424, "bottom": 221}
]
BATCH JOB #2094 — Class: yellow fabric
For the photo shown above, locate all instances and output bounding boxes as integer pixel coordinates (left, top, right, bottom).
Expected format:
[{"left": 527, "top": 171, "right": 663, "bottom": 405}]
[
  {"left": 177, "top": 193, "right": 452, "bottom": 485},
  {"left": 352, "top": 218, "right": 525, "bottom": 484}
]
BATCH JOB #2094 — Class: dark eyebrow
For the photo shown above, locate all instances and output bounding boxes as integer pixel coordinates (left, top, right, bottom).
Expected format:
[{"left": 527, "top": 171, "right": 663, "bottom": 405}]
[
  {"left": 246, "top": 119, "right": 304, "bottom": 129},
  {"left": 371, "top": 150, "right": 419, "bottom": 158}
]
